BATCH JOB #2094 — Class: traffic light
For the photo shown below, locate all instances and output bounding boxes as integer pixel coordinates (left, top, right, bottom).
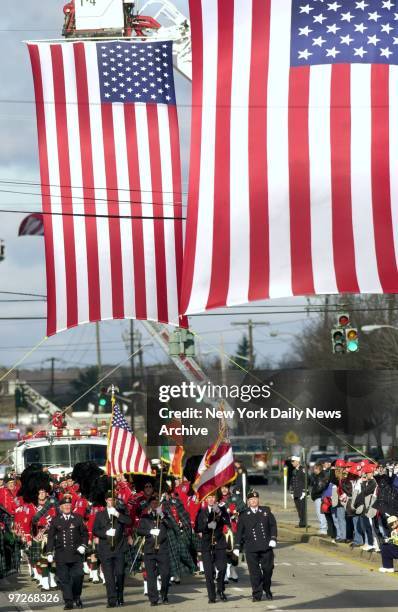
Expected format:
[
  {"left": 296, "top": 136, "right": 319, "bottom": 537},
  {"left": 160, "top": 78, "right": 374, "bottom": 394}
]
[
  {"left": 346, "top": 327, "right": 359, "bottom": 352},
  {"left": 331, "top": 329, "right": 346, "bottom": 354},
  {"left": 98, "top": 387, "right": 108, "bottom": 412},
  {"left": 169, "top": 329, "right": 196, "bottom": 357},
  {"left": 331, "top": 313, "right": 359, "bottom": 354},
  {"left": 15, "top": 386, "right": 27, "bottom": 409}
]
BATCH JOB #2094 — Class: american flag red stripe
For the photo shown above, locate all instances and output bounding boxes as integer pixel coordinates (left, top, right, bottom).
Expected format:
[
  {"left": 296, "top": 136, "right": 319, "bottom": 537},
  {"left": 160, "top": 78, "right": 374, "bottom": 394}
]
[
  {"left": 107, "top": 404, "right": 151, "bottom": 476},
  {"left": 194, "top": 439, "right": 236, "bottom": 502},
  {"left": 181, "top": 0, "right": 398, "bottom": 315},
  {"left": 28, "top": 40, "right": 184, "bottom": 335}
]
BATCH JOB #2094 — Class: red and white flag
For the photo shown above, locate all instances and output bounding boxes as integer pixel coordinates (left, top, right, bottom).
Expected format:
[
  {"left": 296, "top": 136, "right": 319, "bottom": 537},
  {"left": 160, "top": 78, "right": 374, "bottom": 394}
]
[
  {"left": 182, "top": 0, "right": 398, "bottom": 315},
  {"left": 107, "top": 404, "right": 152, "bottom": 476},
  {"left": 18, "top": 213, "right": 44, "bottom": 236},
  {"left": 28, "top": 40, "right": 184, "bottom": 336},
  {"left": 193, "top": 434, "right": 236, "bottom": 501}
]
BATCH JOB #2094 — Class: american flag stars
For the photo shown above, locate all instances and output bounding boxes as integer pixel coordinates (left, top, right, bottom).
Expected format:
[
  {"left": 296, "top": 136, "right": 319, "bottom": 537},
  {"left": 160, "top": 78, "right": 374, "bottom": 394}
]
[
  {"left": 291, "top": 0, "right": 398, "bottom": 66},
  {"left": 97, "top": 41, "right": 176, "bottom": 104}
]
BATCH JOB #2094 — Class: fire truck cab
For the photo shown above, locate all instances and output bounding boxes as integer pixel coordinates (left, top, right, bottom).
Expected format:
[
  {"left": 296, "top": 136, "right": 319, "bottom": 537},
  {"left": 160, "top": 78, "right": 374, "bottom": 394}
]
[{"left": 12, "top": 427, "right": 108, "bottom": 476}]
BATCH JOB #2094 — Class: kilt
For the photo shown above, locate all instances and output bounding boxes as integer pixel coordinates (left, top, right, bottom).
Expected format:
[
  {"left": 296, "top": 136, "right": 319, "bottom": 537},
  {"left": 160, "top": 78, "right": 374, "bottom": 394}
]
[
  {"left": 167, "top": 527, "right": 196, "bottom": 578},
  {"left": 28, "top": 539, "right": 44, "bottom": 565}
]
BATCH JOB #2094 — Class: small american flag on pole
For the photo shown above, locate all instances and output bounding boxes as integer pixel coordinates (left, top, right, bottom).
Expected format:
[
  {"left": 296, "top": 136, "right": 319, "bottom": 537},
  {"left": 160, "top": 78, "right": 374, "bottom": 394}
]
[
  {"left": 107, "top": 404, "right": 152, "bottom": 476},
  {"left": 28, "top": 39, "right": 184, "bottom": 335}
]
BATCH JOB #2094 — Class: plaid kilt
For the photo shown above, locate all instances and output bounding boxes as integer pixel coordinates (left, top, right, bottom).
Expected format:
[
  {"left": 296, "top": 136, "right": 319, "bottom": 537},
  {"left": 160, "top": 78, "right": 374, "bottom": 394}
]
[
  {"left": 167, "top": 526, "right": 196, "bottom": 578},
  {"left": 28, "top": 539, "right": 44, "bottom": 565},
  {"left": 0, "top": 529, "right": 6, "bottom": 578}
]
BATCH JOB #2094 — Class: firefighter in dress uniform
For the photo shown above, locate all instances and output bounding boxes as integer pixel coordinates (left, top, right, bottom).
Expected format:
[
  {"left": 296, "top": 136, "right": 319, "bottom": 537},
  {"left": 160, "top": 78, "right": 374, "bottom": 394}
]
[
  {"left": 137, "top": 494, "right": 172, "bottom": 606},
  {"left": 234, "top": 490, "right": 277, "bottom": 602},
  {"left": 195, "top": 493, "right": 231, "bottom": 603},
  {"left": 93, "top": 490, "right": 132, "bottom": 608},
  {"left": 47, "top": 493, "right": 88, "bottom": 610}
]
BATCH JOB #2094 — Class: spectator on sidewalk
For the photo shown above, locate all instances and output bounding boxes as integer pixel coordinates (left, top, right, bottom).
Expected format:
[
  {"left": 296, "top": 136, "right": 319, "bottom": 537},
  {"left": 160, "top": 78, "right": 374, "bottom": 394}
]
[
  {"left": 379, "top": 516, "right": 398, "bottom": 573},
  {"left": 310, "top": 463, "right": 329, "bottom": 535}
]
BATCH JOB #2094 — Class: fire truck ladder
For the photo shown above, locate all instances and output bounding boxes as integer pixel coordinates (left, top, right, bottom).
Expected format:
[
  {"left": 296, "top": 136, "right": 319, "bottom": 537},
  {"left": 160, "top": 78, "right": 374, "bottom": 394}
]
[{"left": 18, "top": 381, "right": 81, "bottom": 427}]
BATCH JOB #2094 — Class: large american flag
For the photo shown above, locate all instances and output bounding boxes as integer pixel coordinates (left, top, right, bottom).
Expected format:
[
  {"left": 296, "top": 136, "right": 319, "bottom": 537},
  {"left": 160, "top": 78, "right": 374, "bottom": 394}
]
[
  {"left": 107, "top": 404, "right": 152, "bottom": 476},
  {"left": 181, "top": 0, "right": 398, "bottom": 315},
  {"left": 28, "top": 40, "right": 184, "bottom": 336}
]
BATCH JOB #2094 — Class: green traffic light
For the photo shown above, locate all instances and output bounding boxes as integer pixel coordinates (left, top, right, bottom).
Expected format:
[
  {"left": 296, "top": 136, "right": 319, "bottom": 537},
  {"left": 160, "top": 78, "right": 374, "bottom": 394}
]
[
  {"left": 347, "top": 340, "right": 359, "bottom": 352},
  {"left": 99, "top": 397, "right": 107, "bottom": 406}
]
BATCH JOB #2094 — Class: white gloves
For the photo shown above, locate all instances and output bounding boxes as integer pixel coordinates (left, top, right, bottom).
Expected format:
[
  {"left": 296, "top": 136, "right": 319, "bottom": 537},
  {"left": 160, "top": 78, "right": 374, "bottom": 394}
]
[
  {"left": 269, "top": 540, "right": 276, "bottom": 548},
  {"left": 150, "top": 528, "right": 160, "bottom": 537},
  {"left": 106, "top": 528, "right": 116, "bottom": 537},
  {"left": 108, "top": 507, "right": 119, "bottom": 518},
  {"left": 290, "top": 493, "right": 294, "bottom": 499},
  {"left": 213, "top": 503, "right": 220, "bottom": 514},
  {"left": 208, "top": 521, "right": 217, "bottom": 530},
  {"left": 47, "top": 554, "right": 54, "bottom": 563},
  {"left": 77, "top": 545, "right": 85, "bottom": 555},
  {"left": 233, "top": 549, "right": 240, "bottom": 557},
  {"left": 156, "top": 507, "right": 164, "bottom": 517},
  {"left": 300, "top": 492, "right": 306, "bottom": 500}
]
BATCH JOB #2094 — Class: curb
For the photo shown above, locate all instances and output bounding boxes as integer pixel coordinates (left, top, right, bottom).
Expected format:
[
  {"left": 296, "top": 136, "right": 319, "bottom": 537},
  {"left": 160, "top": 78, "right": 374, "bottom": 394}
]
[{"left": 278, "top": 522, "right": 394, "bottom": 569}]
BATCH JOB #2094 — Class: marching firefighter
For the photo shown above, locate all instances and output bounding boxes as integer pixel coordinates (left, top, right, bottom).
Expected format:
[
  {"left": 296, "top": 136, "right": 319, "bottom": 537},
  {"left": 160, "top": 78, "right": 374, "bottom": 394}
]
[
  {"left": 47, "top": 493, "right": 88, "bottom": 610},
  {"left": 195, "top": 492, "right": 231, "bottom": 603},
  {"left": 219, "top": 484, "right": 245, "bottom": 583},
  {"left": 137, "top": 494, "right": 172, "bottom": 606},
  {"left": 93, "top": 490, "right": 132, "bottom": 608},
  {"left": 290, "top": 455, "right": 307, "bottom": 528},
  {"left": 234, "top": 490, "right": 277, "bottom": 602}
]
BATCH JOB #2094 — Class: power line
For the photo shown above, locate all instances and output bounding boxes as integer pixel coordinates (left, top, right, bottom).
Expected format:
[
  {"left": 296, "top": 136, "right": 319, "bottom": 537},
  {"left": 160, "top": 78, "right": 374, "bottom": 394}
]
[
  {"left": 0, "top": 208, "right": 185, "bottom": 220},
  {"left": 0, "top": 291, "right": 46, "bottom": 298}
]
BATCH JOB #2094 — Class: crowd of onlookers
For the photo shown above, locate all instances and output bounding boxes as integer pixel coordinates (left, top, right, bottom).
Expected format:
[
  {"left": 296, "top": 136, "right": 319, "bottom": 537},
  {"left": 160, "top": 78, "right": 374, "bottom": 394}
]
[{"left": 289, "top": 456, "right": 398, "bottom": 572}]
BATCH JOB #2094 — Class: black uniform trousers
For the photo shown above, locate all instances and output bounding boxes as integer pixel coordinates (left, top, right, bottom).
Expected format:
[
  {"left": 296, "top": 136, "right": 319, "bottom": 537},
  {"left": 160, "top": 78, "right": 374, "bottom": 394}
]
[
  {"left": 202, "top": 548, "right": 227, "bottom": 600},
  {"left": 294, "top": 497, "right": 306, "bottom": 526},
  {"left": 100, "top": 553, "right": 125, "bottom": 605},
  {"left": 245, "top": 549, "right": 274, "bottom": 600},
  {"left": 56, "top": 561, "right": 84, "bottom": 604},
  {"left": 144, "top": 551, "right": 170, "bottom": 604}
]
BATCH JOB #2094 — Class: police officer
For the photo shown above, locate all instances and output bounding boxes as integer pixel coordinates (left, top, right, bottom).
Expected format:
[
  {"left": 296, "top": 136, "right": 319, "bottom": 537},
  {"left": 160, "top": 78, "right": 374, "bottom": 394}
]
[
  {"left": 137, "top": 495, "right": 171, "bottom": 606},
  {"left": 195, "top": 492, "right": 230, "bottom": 603},
  {"left": 234, "top": 490, "right": 277, "bottom": 602},
  {"left": 289, "top": 456, "right": 307, "bottom": 528},
  {"left": 93, "top": 490, "right": 132, "bottom": 608},
  {"left": 47, "top": 493, "right": 88, "bottom": 610}
]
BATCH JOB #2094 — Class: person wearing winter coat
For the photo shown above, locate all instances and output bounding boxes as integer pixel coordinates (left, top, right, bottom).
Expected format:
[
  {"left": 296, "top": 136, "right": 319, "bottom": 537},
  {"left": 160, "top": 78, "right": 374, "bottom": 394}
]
[
  {"left": 289, "top": 456, "right": 307, "bottom": 528},
  {"left": 310, "top": 463, "right": 329, "bottom": 535}
]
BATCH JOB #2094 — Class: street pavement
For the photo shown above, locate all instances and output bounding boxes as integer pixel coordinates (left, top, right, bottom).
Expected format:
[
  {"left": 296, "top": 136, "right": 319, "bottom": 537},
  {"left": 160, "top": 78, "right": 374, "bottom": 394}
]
[{"left": 1, "top": 487, "right": 397, "bottom": 612}]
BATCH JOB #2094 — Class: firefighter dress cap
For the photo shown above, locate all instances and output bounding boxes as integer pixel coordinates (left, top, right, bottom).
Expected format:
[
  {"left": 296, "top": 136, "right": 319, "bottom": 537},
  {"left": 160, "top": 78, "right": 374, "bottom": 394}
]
[
  {"left": 59, "top": 493, "right": 73, "bottom": 506},
  {"left": 105, "top": 490, "right": 116, "bottom": 500},
  {"left": 247, "top": 490, "right": 259, "bottom": 499},
  {"left": 291, "top": 455, "right": 301, "bottom": 462},
  {"left": 387, "top": 516, "right": 398, "bottom": 525}
]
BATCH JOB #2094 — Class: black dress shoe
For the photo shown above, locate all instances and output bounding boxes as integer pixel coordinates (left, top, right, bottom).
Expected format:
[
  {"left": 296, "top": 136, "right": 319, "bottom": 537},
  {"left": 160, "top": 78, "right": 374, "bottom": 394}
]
[
  {"left": 252, "top": 597, "right": 262, "bottom": 602},
  {"left": 208, "top": 598, "right": 216, "bottom": 604},
  {"left": 150, "top": 603, "right": 158, "bottom": 607},
  {"left": 106, "top": 604, "right": 117, "bottom": 609},
  {"left": 64, "top": 605, "right": 73, "bottom": 611},
  {"left": 162, "top": 598, "right": 169, "bottom": 604},
  {"left": 217, "top": 591, "right": 227, "bottom": 601},
  {"left": 265, "top": 591, "right": 273, "bottom": 600},
  {"left": 75, "top": 600, "right": 83, "bottom": 609}
]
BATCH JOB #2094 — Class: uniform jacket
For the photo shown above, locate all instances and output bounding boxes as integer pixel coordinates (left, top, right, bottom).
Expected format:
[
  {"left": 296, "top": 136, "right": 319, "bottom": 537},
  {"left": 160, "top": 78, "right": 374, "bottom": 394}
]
[
  {"left": 290, "top": 467, "right": 306, "bottom": 498},
  {"left": 235, "top": 506, "right": 277, "bottom": 553},
  {"left": 0, "top": 487, "right": 18, "bottom": 517},
  {"left": 93, "top": 507, "right": 131, "bottom": 558},
  {"left": 73, "top": 496, "right": 90, "bottom": 520},
  {"left": 195, "top": 505, "right": 231, "bottom": 551},
  {"left": 137, "top": 509, "right": 171, "bottom": 554},
  {"left": 47, "top": 512, "right": 88, "bottom": 563},
  {"left": 86, "top": 504, "right": 105, "bottom": 541}
]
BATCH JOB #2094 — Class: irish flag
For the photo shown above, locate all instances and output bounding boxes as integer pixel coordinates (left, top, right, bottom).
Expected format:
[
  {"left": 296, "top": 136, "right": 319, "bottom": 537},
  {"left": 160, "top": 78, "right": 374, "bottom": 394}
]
[{"left": 161, "top": 445, "right": 185, "bottom": 478}]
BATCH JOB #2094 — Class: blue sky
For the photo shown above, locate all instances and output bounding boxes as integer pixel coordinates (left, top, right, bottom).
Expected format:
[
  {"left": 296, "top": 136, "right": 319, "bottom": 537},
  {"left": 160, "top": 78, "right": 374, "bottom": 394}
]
[{"left": 0, "top": 0, "right": 313, "bottom": 372}]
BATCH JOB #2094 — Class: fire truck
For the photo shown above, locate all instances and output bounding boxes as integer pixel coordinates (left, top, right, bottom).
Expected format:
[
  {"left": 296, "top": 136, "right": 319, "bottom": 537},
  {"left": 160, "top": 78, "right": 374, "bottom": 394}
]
[{"left": 11, "top": 412, "right": 108, "bottom": 476}]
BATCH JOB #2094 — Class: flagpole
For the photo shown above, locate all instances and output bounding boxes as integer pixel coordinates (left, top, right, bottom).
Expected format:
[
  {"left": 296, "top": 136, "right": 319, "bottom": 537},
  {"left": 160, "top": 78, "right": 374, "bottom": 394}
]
[
  {"left": 110, "top": 384, "right": 116, "bottom": 551},
  {"left": 154, "top": 461, "right": 164, "bottom": 551}
]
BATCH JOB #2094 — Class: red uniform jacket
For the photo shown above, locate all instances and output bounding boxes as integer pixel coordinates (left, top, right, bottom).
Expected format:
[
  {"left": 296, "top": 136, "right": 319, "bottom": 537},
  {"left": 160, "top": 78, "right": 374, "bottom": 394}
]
[{"left": 0, "top": 487, "right": 18, "bottom": 517}]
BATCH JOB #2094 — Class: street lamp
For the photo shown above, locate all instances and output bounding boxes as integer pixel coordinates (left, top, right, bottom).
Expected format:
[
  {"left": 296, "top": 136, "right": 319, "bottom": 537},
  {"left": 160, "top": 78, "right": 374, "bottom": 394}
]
[{"left": 361, "top": 324, "right": 398, "bottom": 333}]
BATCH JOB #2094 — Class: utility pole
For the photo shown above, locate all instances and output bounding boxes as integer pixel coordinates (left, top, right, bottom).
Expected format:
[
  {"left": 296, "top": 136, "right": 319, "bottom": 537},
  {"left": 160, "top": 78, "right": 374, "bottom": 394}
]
[
  {"left": 42, "top": 357, "right": 63, "bottom": 401},
  {"left": 96, "top": 321, "right": 102, "bottom": 378},
  {"left": 231, "top": 320, "right": 269, "bottom": 370},
  {"left": 130, "top": 319, "right": 135, "bottom": 386}
]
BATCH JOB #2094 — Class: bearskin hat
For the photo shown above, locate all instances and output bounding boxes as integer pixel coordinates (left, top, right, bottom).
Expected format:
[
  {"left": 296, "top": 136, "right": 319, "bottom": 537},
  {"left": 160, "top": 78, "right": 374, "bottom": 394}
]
[
  {"left": 183, "top": 455, "right": 202, "bottom": 484},
  {"left": 89, "top": 474, "right": 113, "bottom": 506},
  {"left": 19, "top": 466, "right": 51, "bottom": 504},
  {"left": 71, "top": 461, "right": 103, "bottom": 498}
]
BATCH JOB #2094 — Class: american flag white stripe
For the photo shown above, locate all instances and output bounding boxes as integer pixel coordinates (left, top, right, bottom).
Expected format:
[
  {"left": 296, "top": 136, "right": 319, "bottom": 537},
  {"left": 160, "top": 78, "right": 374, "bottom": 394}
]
[
  {"left": 182, "top": 0, "right": 398, "bottom": 315},
  {"left": 28, "top": 40, "right": 184, "bottom": 336},
  {"left": 194, "top": 440, "right": 236, "bottom": 502}
]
